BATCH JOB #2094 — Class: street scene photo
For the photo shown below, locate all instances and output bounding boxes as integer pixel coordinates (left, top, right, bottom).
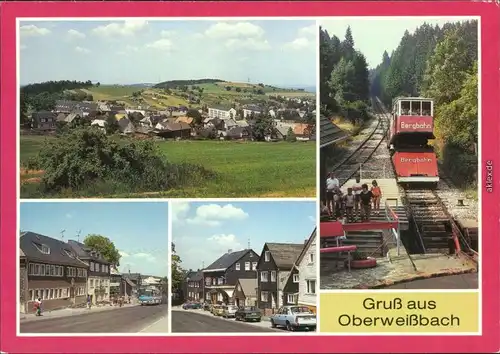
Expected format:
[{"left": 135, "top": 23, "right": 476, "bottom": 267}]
[
  {"left": 319, "top": 18, "right": 478, "bottom": 290},
  {"left": 171, "top": 201, "right": 317, "bottom": 333},
  {"left": 19, "top": 19, "right": 316, "bottom": 199},
  {"left": 19, "top": 202, "right": 169, "bottom": 334}
]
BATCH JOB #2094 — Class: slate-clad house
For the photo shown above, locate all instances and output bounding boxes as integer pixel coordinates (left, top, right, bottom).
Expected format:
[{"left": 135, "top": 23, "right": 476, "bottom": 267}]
[
  {"left": 256, "top": 243, "right": 304, "bottom": 312},
  {"left": 295, "top": 229, "right": 317, "bottom": 313},
  {"left": 20, "top": 232, "right": 88, "bottom": 313},
  {"left": 19, "top": 249, "right": 28, "bottom": 313},
  {"left": 233, "top": 278, "right": 258, "bottom": 307},
  {"left": 203, "top": 249, "right": 259, "bottom": 304},
  {"left": 68, "top": 240, "right": 111, "bottom": 304},
  {"left": 123, "top": 272, "right": 142, "bottom": 297},
  {"left": 32, "top": 111, "right": 57, "bottom": 130},
  {"left": 185, "top": 270, "right": 203, "bottom": 301}
]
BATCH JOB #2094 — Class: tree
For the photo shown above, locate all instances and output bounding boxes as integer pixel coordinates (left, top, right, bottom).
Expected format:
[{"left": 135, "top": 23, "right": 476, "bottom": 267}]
[
  {"left": 83, "top": 234, "right": 121, "bottom": 266},
  {"left": 286, "top": 127, "right": 297, "bottom": 142},
  {"left": 235, "top": 87, "right": 241, "bottom": 92},
  {"left": 186, "top": 108, "right": 203, "bottom": 125},
  {"left": 251, "top": 113, "right": 274, "bottom": 141},
  {"left": 171, "top": 242, "right": 184, "bottom": 292},
  {"left": 105, "top": 115, "right": 119, "bottom": 135}
]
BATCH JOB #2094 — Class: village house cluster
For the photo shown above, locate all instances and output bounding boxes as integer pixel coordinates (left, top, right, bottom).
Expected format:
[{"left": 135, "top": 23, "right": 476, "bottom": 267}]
[
  {"left": 19, "top": 231, "right": 164, "bottom": 314},
  {"left": 30, "top": 97, "right": 316, "bottom": 141},
  {"left": 179, "top": 229, "right": 317, "bottom": 315}
]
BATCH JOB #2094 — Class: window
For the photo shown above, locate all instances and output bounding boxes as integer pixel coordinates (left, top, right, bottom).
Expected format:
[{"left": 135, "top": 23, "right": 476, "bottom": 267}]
[
  {"left": 58, "top": 289, "right": 62, "bottom": 298},
  {"left": 36, "top": 244, "right": 50, "bottom": 255},
  {"left": 252, "top": 262, "right": 257, "bottom": 271},
  {"left": 260, "top": 291, "right": 268, "bottom": 302},
  {"left": 29, "top": 290, "right": 34, "bottom": 301},
  {"left": 306, "top": 280, "right": 316, "bottom": 294},
  {"left": 293, "top": 274, "right": 299, "bottom": 283},
  {"left": 271, "top": 271, "right": 276, "bottom": 282},
  {"left": 235, "top": 263, "right": 240, "bottom": 271},
  {"left": 50, "top": 265, "right": 55, "bottom": 276},
  {"left": 40, "top": 264, "right": 45, "bottom": 275},
  {"left": 244, "top": 262, "right": 250, "bottom": 271},
  {"left": 308, "top": 253, "right": 314, "bottom": 264},
  {"left": 90, "top": 279, "right": 94, "bottom": 287},
  {"left": 44, "top": 289, "right": 49, "bottom": 299},
  {"left": 260, "top": 271, "right": 268, "bottom": 282},
  {"left": 217, "top": 277, "right": 224, "bottom": 285},
  {"left": 28, "top": 263, "right": 35, "bottom": 275},
  {"left": 264, "top": 251, "right": 270, "bottom": 262},
  {"left": 287, "top": 294, "right": 295, "bottom": 304},
  {"left": 206, "top": 293, "right": 210, "bottom": 300},
  {"left": 35, "top": 264, "right": 40, "bottom": 275},
  {"left": 205, "top": 278, "right": 211, "bottom": 286}
]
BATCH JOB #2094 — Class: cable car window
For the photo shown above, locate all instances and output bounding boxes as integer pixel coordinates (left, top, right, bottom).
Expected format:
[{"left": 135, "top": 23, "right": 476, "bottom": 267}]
[
  {"left": 422, "top": 101, "right": 432, "bottom": 116},
  {"left": 401, "top": 101, "right": 411, "bottom": 115}
]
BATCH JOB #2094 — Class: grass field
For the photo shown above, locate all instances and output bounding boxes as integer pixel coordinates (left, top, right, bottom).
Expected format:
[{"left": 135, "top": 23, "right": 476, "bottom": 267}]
[{"left": 20, "top": 136, "right": 316, "bottom": 198}]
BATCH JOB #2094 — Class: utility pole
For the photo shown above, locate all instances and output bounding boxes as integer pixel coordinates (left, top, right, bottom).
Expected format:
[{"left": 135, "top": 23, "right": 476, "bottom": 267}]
[
  {"left": 76, "top": 230, "right": 81, "bottom": 242},
  {"left": 60, "top": 229, "right": 66, "bottom": 242}
]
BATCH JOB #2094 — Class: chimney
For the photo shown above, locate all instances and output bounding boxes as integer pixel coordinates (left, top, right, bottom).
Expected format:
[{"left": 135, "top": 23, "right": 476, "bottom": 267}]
[
  {"left": 228, "top": 249, "right": 232, "bottom": 254},
  {"left": 304, "top": 238, "right": 309, "bottom": 245}
]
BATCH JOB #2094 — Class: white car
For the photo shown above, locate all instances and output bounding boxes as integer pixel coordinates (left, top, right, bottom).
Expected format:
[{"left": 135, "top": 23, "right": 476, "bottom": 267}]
[
  {"left": 270, "top": 306, "right": 316, "bottom": 331},
  {"left": 222, "top": 305, "right": 238, "bottom": 318}
]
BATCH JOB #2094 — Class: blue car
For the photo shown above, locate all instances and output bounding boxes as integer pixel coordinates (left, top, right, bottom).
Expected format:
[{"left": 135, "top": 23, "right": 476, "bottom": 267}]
[{"left": 139, "top": 295, "right": 161, "bottom": 305}]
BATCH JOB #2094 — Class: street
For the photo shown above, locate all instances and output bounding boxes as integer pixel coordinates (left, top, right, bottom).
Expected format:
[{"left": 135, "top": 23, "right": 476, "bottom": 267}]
[
  {"left": 172, "top": 310, "right": 277, "bottom": 333},
  {"left": 20, "top": 304, "right": 169, "bottom": 333}
]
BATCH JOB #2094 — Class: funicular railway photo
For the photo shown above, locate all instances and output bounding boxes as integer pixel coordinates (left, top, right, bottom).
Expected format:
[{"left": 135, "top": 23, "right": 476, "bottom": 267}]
[{"left": 319, "top": 97, "right": 478, "bottom": 290}]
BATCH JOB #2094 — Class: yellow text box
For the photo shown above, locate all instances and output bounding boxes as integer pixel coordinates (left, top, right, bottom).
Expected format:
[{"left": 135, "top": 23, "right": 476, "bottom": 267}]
[{"left": 320, "top": 292, "right": 479, "bottom": 333}]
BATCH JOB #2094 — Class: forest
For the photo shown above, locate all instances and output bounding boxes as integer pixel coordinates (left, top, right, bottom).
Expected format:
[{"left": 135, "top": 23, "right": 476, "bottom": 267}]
[
  {"left": 320, "top": 26, "right": 371, "bottom": 124},
  {"left": 370, "top": 20, "right": 478, "bottom": 189}
]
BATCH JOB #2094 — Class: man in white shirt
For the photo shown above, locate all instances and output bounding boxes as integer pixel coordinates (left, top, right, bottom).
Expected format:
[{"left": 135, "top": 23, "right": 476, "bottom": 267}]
[
  {"left": 326, "top": 173, "right": 340, "bottom": 217},
  {"left": 352, "top": 176, "right": 362, "bottom": 220}
]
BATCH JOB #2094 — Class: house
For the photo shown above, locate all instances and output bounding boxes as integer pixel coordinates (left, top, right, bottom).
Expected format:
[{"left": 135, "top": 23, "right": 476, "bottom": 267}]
[
  {"left": 55, "top": 100, "right": 78, "bottom": 113},
  {"left": 142, "top": 276, "right": 162, "bottom": 294},
  {"left": 293, "top": 123, "right": 311, "bottom": 141},
  {"left": 294, "top": 229, "right": 317, "bottom": 313},
  {"left": 203, "top": 249, "right": 259, "bottom": 304},
  {"left": 221, "top": 118, "right": 238, "bottom": 131},
  {"left": 175, "top": 116, "right": 195, "bottom": 126},
  {"left": 19, "top": 249, "right": 27, "bottom": 313},
  {"left": 233, "top": 278, "right": 258, "bottom": 307},
  {"left": 117, "top": 117, "right": 136, "bottom": 134},
  {"left": 125, "top": 109, "right": 146, "bottom": 116},
  {"left": 90, "top": 119, "right": 107, "bottom": 131},
  {"left": 19, "top": 232, "right": 88, "bottom": 313},
  {"left": 123, "top": 272, "right": 142, "bottom": 297},
  {"left": 185, "top": 270, "right": 203, "bottom": 301},
  {"left": 242, "top": 105, "right": 262, "bottom": 118},
  {"left": 67, "top": 240, "right": 111, "bottom": 305},
  {"left": 110, "top": 267, "right": 122, "bottom": 298},
  {"left": 208, "top": 105, "right": 237, "bottom": 120},
  {"left": 256, "top": 243, "right": 304, "bottom": 312},
  {"left": 32, "top": 111, "right": 57, "bottom": 130},
  {"left": 155, "top": 121, "right": 191, "bottom": 139},
  {"left": 226, "top": 126, "right": 252, "bottom": 140},
  {"left": 64, "top": 113, "right": 82, "bottom": 125}
]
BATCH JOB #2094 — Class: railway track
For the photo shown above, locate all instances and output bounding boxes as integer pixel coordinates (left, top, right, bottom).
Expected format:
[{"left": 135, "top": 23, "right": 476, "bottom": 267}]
[
  {"left": 330, "top": 105, "right": 389, "bottom": 186},
  {"left": 373, "top": 97, "right": 477, "bottom": 260}
]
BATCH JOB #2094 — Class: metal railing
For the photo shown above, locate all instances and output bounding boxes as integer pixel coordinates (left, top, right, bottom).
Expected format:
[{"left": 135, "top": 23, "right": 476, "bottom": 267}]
[{"left": 384, "top": 198, "right": 401, "bottom": 256}]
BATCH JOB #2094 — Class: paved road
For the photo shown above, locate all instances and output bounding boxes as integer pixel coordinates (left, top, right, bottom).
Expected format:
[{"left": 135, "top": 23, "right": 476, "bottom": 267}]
[
  {"left": 384, "top": 273, "right": 478, "bottom": 289},
  {"left": 172, "top": 311, "right": 276, "bottom": 333},
  {"left": 20, "top": 304, "right": 169, "bottom": 333}
]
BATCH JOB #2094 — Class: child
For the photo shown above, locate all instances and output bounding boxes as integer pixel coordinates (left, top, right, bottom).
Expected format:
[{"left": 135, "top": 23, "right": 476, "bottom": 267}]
[
  {"left": 343, "top": 188, "right": 355, "bottom": 223},
  {"left": 371, "top": 180, "right": 382, "bottom": 216},
  {"left": 334, "top": 189, "right": 344, "bottom": 220},
  {"left": 352, "top": 176, "right": 362, "bottom": 220}
]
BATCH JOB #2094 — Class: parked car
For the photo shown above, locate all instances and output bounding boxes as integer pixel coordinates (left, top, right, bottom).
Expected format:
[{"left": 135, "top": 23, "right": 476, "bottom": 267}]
[
  {"left": 211, "top": 304, "right": 224, "bottom": 316},
  {"left": 191, "top": 302, "right": 202, "bottom": 309},
  {"left": 221, "top": 305, "right": 238, "bottom": 318},
  {"left": 235, "top": 306, "right": 262, "bottom": 322},
  {"left": 183, "top": 302, "right": 202, "bottom": 310},
  {"left": 270, "top": 306, "right": 316, "bottom": 331},
  {"left": 203, "top": 303, "right": 211, "bottom": 311}
]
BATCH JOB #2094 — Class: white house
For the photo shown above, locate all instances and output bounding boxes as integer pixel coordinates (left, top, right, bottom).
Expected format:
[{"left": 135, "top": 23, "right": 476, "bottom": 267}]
[
  {"left": 208, "top": 106, "right": 237, "bottom": 120},
  {"left": 296, "top": 229, "right": 317, "bottom": 312},
  {"left": 90, "top": 119, "right": 107, "bottom": 132},
  {"left": 125, "top": 109, "right": 146, "bottom": 116}
]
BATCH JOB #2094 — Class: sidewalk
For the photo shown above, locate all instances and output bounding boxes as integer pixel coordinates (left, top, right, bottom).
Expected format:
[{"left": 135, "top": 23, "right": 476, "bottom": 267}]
[{"left": 20, "top": 303, "right": 139, "bottom": 323}]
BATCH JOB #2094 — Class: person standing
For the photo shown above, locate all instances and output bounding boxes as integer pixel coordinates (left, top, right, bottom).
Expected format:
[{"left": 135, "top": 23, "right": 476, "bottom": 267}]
[
  {"left": 87, "top": 294, "right": 92, "bottom": 310},
  {"left": 343, "top": 188, "right": 355, "bottom": 223},
  {"left": 371, "top": 180, "right": 382, "bottom": 216},
  {"left": 359, "top": 184, "right": 373, "bottom": 221},
  {"left": 326, "top": 173, "right": 339, "bottom": 217},
  {"left": 352, "top": 176, "right": 363, "bottom": 221}
]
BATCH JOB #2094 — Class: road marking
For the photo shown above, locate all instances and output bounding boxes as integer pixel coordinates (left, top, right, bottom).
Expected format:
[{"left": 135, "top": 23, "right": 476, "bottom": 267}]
[{"left": 139, "top": 316, "right": 167, "bottom": 333}]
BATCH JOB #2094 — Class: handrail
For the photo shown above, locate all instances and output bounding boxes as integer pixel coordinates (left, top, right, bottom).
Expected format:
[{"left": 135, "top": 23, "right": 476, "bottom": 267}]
[{"left": 384, "top": 199, "right": 401, "bottom": 256}]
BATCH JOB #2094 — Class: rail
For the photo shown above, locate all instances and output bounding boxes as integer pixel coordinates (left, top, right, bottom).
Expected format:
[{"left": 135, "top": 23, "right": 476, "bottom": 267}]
[{"left": 384, "top": 198, "right": 401, "bottom": 256}]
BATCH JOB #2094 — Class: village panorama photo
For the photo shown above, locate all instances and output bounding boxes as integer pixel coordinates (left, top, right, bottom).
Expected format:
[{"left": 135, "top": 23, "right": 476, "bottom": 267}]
[{"left": 18, "top": 18, "right": 317, "bottom": 199}]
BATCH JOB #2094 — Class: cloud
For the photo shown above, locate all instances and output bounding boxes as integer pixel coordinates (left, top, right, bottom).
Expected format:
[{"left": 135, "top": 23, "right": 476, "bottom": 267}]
[
  {"left": 160, "top": 30, "right": 176, "bottom": 37},
  {"left": 116, "top": 45, "right": 139, "bottom": 55},
  {"left": 92, "top": 20, "right": 148, "bottom": 37},
  {"left": 172, "top": 201, "right": 190, "bottom": 223},
  {"left": 283, "top": 25, "right": 317, "bottom": 50},
  {"left": 226, "top": 38, "right": 271, "bottom": 51},
  {"left": 132, "top": 252, "right": 156, "bottom": 262},
  {"left": 67, "top": 29, "right": 86, "bottom": 40},
  {"left": 145, "top": 38, "right": 173, "bottom": 51},
  {"left": 119, "top": 250, "right": 129, "bottom": 257},
  {"left": 298, "top": 24, "right": 317, "bottom": 37},
  {"left": 308, "top": 215, "right": 316, "bottom": 223},
  {"left": 75, "top": 46, "right": 90, "bottom": 54},
  {"left": 204, "top": 22, "right": 265, "bottom": 39},
  {"left": 20, "top": 25, "right": 51, "bottom": 37},
  {"left": 207, "top": 234, "right": 242, "bottom": 249},
  {"left": 65, "top": 213, "right": 73, "bottom": 219},
  {"left": 186, "top": 204, "right": 249, "bottom": 226}
]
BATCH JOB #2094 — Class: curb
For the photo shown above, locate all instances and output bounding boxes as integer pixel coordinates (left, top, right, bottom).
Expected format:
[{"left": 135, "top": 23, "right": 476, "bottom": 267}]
[{"left": 354, "top": 268, "right": 478, "bottom": 289}]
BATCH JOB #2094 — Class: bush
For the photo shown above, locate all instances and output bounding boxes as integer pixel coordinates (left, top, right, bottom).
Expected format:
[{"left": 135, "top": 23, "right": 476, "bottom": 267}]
[
  {"left": 440, "top": 143, "right": 477, "bottom": 189},
  {"left": 25, "top": 127, "right": 216, "bottom": 194}
]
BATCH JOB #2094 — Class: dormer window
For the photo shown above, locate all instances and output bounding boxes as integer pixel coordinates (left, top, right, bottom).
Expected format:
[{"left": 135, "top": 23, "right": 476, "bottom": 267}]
[
  {"left": 264, "top": 251, "right": 270, "bottom": 262},
  {"left": 64, "top": 249, "right": 75, "bottom": 258},
  {"left": 34, "top": 243, "right": 50, "bottom": 255}
]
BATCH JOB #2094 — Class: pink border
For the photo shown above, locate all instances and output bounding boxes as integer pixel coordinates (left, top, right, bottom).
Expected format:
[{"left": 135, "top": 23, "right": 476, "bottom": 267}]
[{"left": 1, "top": 2, "right": 499, "bottom": 353}]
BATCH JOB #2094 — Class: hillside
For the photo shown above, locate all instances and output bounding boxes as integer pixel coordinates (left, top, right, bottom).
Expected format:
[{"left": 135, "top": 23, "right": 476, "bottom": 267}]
[{"left": 75, "top": 80, "right": 314, "bottom": 110}]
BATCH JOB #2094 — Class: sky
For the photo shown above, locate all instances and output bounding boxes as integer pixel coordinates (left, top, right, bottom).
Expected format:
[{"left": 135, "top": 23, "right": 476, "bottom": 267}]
[
  {"left": 20, "top": 202, "right": 169, "bottom": 277},
  {"left": 171, "top": 201, "right": 316, "bottom": 271},
  {"left": 19, "top": 19, "right": 316, "bottom": 87},
  {"left": 320, "top": 17, "right": 474, "bottom": 69}
]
